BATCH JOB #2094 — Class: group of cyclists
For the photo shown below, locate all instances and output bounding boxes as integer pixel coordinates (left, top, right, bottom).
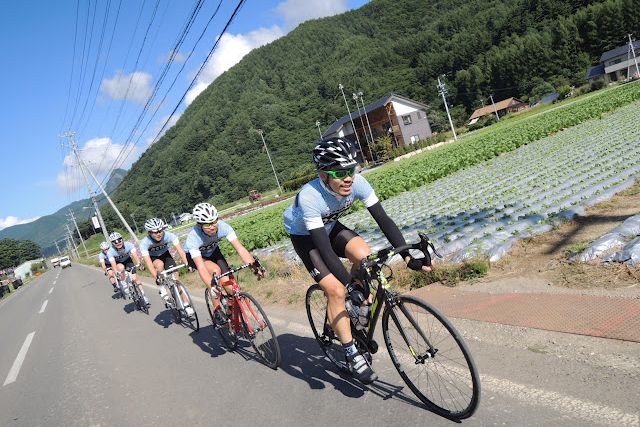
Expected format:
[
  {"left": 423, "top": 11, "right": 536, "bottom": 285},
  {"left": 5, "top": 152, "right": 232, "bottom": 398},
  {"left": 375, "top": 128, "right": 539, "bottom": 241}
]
[{"left": 96, "top": 137, "right": 432, "bottom": 385}]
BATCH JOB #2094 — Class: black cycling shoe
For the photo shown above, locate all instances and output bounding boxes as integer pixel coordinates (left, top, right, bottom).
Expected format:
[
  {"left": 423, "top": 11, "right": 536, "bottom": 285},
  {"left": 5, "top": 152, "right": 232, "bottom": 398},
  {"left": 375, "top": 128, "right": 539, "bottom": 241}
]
[
  {"left": 347, "top": 354, "right": 378, "bottom": 385},
  {"left": 213, "top": 308, "right": 227, "bottom": 328}
]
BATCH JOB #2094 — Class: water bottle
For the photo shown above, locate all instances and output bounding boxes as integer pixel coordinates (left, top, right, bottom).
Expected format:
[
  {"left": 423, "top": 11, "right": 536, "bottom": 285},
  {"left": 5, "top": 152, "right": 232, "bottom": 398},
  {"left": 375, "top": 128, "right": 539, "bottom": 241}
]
[{"left": 345, "top": 299, "right": 363, "bottom": 330}]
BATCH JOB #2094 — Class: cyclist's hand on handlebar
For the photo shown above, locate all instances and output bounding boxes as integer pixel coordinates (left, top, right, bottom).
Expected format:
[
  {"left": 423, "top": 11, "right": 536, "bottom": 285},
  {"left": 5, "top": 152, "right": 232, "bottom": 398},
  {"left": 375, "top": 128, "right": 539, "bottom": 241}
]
[
  {"left": 406, "top": 255, "right": 432, "bottom": 273},
  {"left": 155, "top": 277, "right": 163, "bottom": 286}
]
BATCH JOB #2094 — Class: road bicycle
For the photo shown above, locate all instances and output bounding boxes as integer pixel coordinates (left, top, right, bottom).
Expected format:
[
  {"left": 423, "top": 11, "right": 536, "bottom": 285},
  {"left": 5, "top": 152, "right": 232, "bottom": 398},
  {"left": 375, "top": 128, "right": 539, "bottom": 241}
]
[
  {"left": 159, "top": 264, "right": 199, "bottom": 331},
  {"left": 116, "top": 265, "right": 149, "bottom": 315},
  {"left": 305, "top": 233, "right": 480, "bottom": 419},
  {"left": 205, "top": 259, "right": 281, "bottom": 369}
]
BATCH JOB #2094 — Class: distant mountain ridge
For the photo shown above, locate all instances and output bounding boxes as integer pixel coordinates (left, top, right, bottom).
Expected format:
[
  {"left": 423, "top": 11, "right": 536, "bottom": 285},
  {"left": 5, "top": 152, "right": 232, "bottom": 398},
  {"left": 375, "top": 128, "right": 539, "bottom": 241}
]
[{"left": 0, "top": 169, "right": 127, "bottom": 253}]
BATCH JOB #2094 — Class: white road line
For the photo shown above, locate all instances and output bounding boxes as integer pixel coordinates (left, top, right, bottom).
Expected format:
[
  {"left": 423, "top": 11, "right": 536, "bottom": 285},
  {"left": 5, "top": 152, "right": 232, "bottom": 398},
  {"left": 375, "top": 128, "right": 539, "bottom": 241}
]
[
  {"left": 49, "top": 287, "right": 54, "bottom": 294},
  {"left": 3, "top": 332, "right": 35, "bottom": 386},
  {"left": 52, "top": 280, "right": 56, "bottom": 285},
  {"left": 39, "top": 300, "right": 48, "bottom": 314}
]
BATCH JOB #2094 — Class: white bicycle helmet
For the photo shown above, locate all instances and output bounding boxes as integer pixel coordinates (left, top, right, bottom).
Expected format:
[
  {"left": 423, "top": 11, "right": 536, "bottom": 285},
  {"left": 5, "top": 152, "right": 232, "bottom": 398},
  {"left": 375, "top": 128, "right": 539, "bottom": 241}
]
[
  {"left": 144, "top": 217, "right": 166, "bottom": 232},
  {"left": 312, "top": 137, "right": 358, "bottom": 170},
  {"left": 192, "top": 202, "right": 218, "bottom": 223},
  {"left": 99, "top": 241, "right": 110, "bottom": 250},
  {"left": 109, "top": 232, "right": 123, "bottom": 242}
]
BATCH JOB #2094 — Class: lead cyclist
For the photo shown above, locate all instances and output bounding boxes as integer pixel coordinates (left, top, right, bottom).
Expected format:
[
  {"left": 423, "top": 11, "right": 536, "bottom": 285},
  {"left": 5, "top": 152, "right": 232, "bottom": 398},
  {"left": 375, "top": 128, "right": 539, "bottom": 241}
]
[{"left": 283, "top": 137, "right": 431, "bottom": 385}]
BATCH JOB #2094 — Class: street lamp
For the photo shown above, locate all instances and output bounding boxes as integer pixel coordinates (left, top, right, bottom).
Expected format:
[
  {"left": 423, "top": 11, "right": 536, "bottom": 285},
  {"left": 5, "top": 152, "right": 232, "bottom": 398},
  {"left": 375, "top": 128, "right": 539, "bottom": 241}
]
[
  {"left": 338, "top": 83, "right": 365, "bottom": 164},
  {"left": 253, "top": 129, "right": 283, "bottom": 195}
]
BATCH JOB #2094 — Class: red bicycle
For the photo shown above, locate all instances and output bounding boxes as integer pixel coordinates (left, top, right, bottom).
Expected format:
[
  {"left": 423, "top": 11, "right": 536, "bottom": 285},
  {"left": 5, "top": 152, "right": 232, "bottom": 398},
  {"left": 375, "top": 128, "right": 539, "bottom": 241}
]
[{"left": 204, "top": 260, "right": 281, "bottom": 369}]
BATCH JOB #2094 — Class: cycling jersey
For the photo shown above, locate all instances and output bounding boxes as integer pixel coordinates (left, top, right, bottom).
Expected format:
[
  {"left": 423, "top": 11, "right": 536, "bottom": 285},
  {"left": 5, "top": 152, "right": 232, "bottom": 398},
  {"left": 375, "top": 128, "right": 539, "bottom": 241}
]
[
  {"left": 284, "top": 174, "right": 379, "bottom": 235},
  {"left": 139, "top": 231, "right": 180, "bottom": 257},
  {"left": 107, "top": 241, "right": 136, "bottom": 264},
  {"left": 185, "top": 221, "right": 237, "bottom": 259},
  {"left": 98, "top": 252, "right": 111, "bottom": 267}
]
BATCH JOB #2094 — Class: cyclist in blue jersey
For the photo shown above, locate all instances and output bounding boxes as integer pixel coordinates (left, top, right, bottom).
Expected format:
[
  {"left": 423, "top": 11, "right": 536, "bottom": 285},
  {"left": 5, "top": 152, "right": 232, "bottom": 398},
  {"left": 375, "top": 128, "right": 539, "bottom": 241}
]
[
  {"left": 98, "top": 241, "right": 117, "bottom": 292},
  {"left": 139, "top": 217, "right": 192, "bottom": 314},
  {"left": 185, "top": 202, "right": 263, "bottom": 326},
  {"left": 284, "top": 137, "right": 431, "bottom": 385},
  {"left": 107, "top": 232, "right": 149, "bottom": 307}
]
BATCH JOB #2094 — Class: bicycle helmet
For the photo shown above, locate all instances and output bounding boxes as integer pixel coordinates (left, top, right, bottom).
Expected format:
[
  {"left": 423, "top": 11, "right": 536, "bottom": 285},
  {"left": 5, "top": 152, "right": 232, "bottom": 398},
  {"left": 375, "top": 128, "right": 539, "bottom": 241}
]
[
  {"left": 144, "top": 217, "right": 166, "bottom": 232},
  {"left": 109, "top": 232, "right": 123, "bottom": 242},
  {"left": 99, "top": 241, "right": 110, "bottom": 250},
  {"left": 312, "top": 137, "right": 358, "bottom": 170},
  {"left": 192, "top": 202, "right": 218, "bottom": 223}
]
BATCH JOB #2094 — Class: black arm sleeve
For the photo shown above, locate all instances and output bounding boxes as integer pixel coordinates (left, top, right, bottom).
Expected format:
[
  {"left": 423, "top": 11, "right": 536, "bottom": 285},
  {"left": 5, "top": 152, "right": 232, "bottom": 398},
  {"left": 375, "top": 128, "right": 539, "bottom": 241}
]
[
  {"left": 367, "top": 202, "right": 410, "bottom": 258},
  {"left": 309, "top": 227, "right": 352, "bottom": 286}
]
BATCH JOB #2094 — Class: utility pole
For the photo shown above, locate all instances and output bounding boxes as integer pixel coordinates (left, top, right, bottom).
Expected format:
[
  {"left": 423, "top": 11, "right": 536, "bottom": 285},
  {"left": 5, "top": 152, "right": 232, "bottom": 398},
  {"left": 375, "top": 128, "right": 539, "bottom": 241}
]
[
  {"left": 68, "top": 209, "right": 88, "bottom": 257},
  {"left": 437, "top": 76, "right": 458, "bottom": 141},
  {"left": 315, "top": 120, "right": 323, "bottom": 139},
  {"left": 358, "top": 91, "right": 376, "bottom": 147},
  {"left": 628, "top": 34, "right": 639, "bottom": 79},
  {"left": 65, "top": 224, "right": 79, "bottom": 259},
  {"left": 256, "top": 129, "right": 283, "bottom": 195},
  {"left": 489, "top": 94, "right": 500, "bottom": 121},
  {"left": 338, "top": 84, "right": 366, "bottom": 164},
  {"left": 130, "top": 213, "right": 140, "bottom": 234},
  {"left": 353, "top": 92, "right": 370, "bottom": 149},
  {"left": 54, "top": 240, "right": 61, "bottom": 256},
  {"left": 63, "top": 132, "right": 138, "bottom": 244}
]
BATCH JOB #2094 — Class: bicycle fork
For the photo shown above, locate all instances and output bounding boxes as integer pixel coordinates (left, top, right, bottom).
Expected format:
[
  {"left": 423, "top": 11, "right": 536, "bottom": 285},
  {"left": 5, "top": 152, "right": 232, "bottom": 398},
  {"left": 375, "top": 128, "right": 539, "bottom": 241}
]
[{"left": 388, "top": 299, "right": 438, "bottom": 364}]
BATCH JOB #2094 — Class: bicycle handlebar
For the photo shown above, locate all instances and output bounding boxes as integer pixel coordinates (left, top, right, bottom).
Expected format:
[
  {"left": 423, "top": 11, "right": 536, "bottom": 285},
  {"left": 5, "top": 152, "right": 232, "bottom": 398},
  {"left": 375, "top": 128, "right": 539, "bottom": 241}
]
[
  {"left": 210, "top": 256, "right": 264, "bottom": 286},
  {"left": 362, "top": 233, "right": 441, "bottom": 271},
  {"left": 160, "top": 264, "right": 186, "bottom": 277}
]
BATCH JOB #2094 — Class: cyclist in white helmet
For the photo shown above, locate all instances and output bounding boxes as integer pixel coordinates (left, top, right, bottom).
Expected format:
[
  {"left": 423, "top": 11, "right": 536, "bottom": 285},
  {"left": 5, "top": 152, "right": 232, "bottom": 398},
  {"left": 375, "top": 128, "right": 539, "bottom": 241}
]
[
  {"left": 185, "top": 202, "right": 264, "bottom": 326},
  {"left": 107, "top": 232, "right": 149, "bottom": 306},
  {"left": 283, "top": 137, "right": 431, "bottom": 385},
  {"left": 139, "top": 217, "right": 191, "bottom": 314},
  {"left": 98, "top": 241, "right": 117, "bottom": 292}
]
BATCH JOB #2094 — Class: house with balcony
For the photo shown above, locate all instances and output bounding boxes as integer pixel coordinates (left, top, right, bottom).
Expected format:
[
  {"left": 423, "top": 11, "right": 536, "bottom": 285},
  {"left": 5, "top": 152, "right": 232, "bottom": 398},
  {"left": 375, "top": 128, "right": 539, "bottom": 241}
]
[
  {"left": 322, "top": 94, "right": 432, "bottom": 162},
  {"left": 586, "top": 40, "right": 640, "bottom": 83}
]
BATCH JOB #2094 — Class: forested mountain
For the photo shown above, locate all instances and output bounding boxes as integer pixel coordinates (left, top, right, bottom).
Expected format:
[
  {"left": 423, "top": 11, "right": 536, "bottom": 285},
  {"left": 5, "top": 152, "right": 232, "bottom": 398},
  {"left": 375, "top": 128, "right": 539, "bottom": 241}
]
[
  {"left": 0, "top": 239, "right": 42, "bottom": 270},
  {"left": 0, "top": 169, "right": 126, "bottom": 254},
  {"left": 110, "top": 0, "right": 638, "bottom": 218}
]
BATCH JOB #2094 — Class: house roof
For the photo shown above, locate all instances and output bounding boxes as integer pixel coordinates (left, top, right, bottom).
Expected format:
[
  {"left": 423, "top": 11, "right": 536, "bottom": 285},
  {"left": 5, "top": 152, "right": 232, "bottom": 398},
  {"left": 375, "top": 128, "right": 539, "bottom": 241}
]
[
  {"left": 586, "top": 63, "right": 605, "bottom": 79},
  {"left": 469, "top": 97, "right": 527, "bottom": 120},
  {"left": 322, "top": 93, "right": 429, "bottom": 138},
  {"left": 600, "top": 41, "right": 640, "bottom": 62}
]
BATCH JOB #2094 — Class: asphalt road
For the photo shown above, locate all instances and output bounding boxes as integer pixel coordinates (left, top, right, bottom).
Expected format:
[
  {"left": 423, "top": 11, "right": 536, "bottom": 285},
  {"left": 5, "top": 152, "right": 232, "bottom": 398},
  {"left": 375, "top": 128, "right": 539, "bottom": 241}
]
[{"left": 1, "top": 265, "right": 638, "bottom": 426}]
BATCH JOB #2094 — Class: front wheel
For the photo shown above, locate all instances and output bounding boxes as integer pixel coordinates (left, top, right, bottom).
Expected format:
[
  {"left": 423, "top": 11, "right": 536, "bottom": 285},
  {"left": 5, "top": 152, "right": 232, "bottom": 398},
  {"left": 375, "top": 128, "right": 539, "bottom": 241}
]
[
  {"left": 178, "top": 283, "right": 199, "bottom": 331},
  {"left": 305, "top": 284, "right": 348, "bottom": 373},
  {"left": 382, "top": 295, "right": 480, "bottom": 419},
  {"left": 206, "top": 289, "right": 237, "bottom": 350},
  {"left": 237, "top": 292, "right": 281, "bottom": 369}
]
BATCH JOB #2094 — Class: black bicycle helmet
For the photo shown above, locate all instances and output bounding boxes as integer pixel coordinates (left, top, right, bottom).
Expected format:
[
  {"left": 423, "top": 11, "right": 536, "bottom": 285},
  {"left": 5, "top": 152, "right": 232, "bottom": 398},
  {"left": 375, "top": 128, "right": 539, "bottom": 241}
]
[{"left": 312, "top": 137, "right": 358, "bottom": 170}]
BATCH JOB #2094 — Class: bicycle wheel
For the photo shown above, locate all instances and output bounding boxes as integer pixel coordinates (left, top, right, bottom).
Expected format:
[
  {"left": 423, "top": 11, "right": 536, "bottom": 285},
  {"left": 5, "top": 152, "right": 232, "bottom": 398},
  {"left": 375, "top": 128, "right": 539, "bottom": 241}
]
[
  {"left": 205, "top": 289, "right": 237, "bottom": 349},
  {"left": 305, "top": 284, "right": 348, "bottom": 373},
  {"left": 137, "top": 286, "right": 149, "bottom": 315},
  {"left": 237, "top": 292, "right": 281, "bottom": 369},
  {"left": 382, "top": 295, "right": 480, "bottom": 419},
  {"left": 178, "top": 283, "right": 199, "bottom": 331}
]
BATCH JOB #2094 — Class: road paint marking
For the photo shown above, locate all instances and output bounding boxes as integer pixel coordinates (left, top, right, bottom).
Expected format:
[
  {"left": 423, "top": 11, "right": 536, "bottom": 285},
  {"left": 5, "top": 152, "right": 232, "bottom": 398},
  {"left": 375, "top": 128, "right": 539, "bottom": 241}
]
[
  {"left": 3, "top": 332, "right": 35, "bottom": 386},
  {"left": 49, "top": 287, "right": 54, "bottom": 294},
  {"left": 52, "top": 280, "right": 56, "bottom": 285},
  {"left": 39, "top": 300, "right": 48, "bottom": 314}
]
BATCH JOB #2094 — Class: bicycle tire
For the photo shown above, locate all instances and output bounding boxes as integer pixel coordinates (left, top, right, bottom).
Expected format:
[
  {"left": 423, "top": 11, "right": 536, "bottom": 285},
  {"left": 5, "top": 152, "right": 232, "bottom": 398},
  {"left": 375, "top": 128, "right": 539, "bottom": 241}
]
[
  {"left": 237, "top": 292, "right": 281, "bottom": 369},
  {"left": 382, "top": 294, "right": 480, "bottom": 419},
  {"left": 205, "top": 289, "right": 237, "bottom": 349},
  {"left": 178, "top": 283, "right": 199, "bottom": 331},
  {"left": 305, "top": 284, "right": 349, "bottom": 373}
]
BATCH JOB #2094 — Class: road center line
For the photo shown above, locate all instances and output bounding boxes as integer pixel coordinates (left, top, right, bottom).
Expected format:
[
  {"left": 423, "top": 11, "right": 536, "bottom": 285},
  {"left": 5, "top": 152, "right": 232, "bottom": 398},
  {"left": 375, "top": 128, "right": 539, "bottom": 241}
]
[
  {"left": 49, "top": 287, "right": 53, "bottom": 294},
  {"left": 3, "top": 332, "right": 35, "bottom": 386},
  {"left": 39, "top": 300, "right": 48, "bottom": 314},
  {"left": 52, "top": 280, "right": 57, "bottom": 285}
]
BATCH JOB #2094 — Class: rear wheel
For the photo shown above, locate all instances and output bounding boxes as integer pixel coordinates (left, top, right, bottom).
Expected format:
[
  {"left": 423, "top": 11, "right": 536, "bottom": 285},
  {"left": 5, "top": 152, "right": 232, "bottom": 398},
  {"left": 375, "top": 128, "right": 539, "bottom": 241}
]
[
  {"left": 382, "top": 295, "right": 480, "bottom": 419},
  {"left": 178, "top": 283, "right": 199, "bottom": 331},
  {"left": 206, "top": 289, "right": 237, "bottom": 349},
  {"left": 237, "top": 292, "right": 281, "bottom": 369},
  {"left": 305, "top": 284, "right": 348, "bottom": 373}
]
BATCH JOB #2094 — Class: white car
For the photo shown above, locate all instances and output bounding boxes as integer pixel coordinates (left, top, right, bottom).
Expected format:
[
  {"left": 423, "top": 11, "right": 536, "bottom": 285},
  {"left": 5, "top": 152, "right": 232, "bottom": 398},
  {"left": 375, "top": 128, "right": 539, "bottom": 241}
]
[{"left": 60, "top": 256, "right": 71, "bottom": 268}]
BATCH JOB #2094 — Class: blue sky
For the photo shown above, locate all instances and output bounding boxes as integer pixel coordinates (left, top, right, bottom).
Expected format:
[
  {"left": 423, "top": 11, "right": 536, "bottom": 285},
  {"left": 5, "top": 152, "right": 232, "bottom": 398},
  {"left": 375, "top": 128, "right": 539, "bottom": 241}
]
[{"left": 0, "top": 0, "right": 369, "bottom": 230}]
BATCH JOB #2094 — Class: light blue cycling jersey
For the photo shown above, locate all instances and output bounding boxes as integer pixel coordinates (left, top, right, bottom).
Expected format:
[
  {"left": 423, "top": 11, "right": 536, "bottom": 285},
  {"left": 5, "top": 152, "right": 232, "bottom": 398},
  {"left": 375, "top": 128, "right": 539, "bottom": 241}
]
[
  {"left": 98, "top": 251, "right": 112, "bottom": 267},
  {"left": 139, "top": 231, "right": 180, "bottom": 257},
  {"left": 185, "top": 220, "right": 237, "bottom": 259},
  {"left": 107, "top": 241, "right": 136, "bottom": 264},
  {"left": 284, "top": 174, "right": 379, "bottom": 235}
]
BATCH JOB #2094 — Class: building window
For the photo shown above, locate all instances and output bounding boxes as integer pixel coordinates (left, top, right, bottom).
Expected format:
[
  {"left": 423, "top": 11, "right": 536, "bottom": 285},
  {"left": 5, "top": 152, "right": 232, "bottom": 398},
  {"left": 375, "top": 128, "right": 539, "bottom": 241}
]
[
  {"left": 402, "top": 114, "right": 412, "bottom": 125},
  {"left": 410, "top": 135, "right": 419, "bottom": 144}
]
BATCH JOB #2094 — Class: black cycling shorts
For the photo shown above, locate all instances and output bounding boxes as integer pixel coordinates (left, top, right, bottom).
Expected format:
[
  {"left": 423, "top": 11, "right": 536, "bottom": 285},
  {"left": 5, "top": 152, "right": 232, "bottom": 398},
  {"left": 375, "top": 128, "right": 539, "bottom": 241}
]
[
  {"left": 150, "top": 251, "right": 177, "bottom": 270},
  {"left": 186, "top": 246, "right": 230, "bottom": 273},
  {"left": 290, "top": 221, "right": 359, "bottom": 283},
  {"left": 117, "top": 257, "right": 135, "bottom": 271}
]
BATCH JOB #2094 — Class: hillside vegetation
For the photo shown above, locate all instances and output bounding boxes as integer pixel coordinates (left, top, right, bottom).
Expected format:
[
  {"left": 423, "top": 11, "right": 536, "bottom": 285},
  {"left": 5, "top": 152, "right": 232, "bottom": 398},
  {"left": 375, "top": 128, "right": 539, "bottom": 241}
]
[{"left": 105, "top": 0, "right": 637, "bottom": 222}]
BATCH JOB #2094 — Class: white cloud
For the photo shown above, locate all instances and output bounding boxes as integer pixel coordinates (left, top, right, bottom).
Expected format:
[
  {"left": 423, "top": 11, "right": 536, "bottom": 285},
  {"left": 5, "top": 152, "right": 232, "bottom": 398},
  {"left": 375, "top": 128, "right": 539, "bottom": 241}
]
[
  {"left": 0, "top": 216, "right": 40, "bottom": 231},
  {"left": 57, "top": 137, "right": 139, "bottom": 192},
  {"left": 276, "top": 0, "right": 349, "bottom": 30},
  {"left": 101, "top": 71, "right": 153, "bottom": 104},
  {"left": 184, "top": 0, "right": 350, "bottom": 105},
  {"left": 162, "top": 49, "right": 186, "bottom": 64}
]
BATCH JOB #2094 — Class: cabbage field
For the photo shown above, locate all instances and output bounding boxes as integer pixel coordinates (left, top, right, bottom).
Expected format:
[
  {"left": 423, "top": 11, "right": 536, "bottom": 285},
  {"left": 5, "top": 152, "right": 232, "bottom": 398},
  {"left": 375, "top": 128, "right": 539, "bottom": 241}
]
[{"left": 257, "top": 99, "right": 640, "bottom": 264}]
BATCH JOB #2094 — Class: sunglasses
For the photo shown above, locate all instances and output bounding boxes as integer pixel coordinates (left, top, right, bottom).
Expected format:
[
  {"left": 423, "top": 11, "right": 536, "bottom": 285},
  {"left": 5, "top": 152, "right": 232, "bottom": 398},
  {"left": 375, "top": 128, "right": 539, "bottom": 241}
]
[
  {"left": 113, "top": 239, "right": 123, "bottom": 244},
  {"left": 150, "top": 230, "right": 164, "bottom": 234},
  {"left": 200, "top": 220, "right": 218, "bottom": 229},
  {"left": 324, "top": 168, "right": 356, "bottom": 179}
]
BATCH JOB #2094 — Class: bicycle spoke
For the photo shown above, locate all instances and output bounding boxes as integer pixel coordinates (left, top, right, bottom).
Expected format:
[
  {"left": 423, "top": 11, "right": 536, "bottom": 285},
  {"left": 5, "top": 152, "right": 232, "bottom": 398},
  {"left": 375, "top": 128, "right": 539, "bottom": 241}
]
[{"left": 238, "top": 292, "right": 281, "bottom": 369}]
